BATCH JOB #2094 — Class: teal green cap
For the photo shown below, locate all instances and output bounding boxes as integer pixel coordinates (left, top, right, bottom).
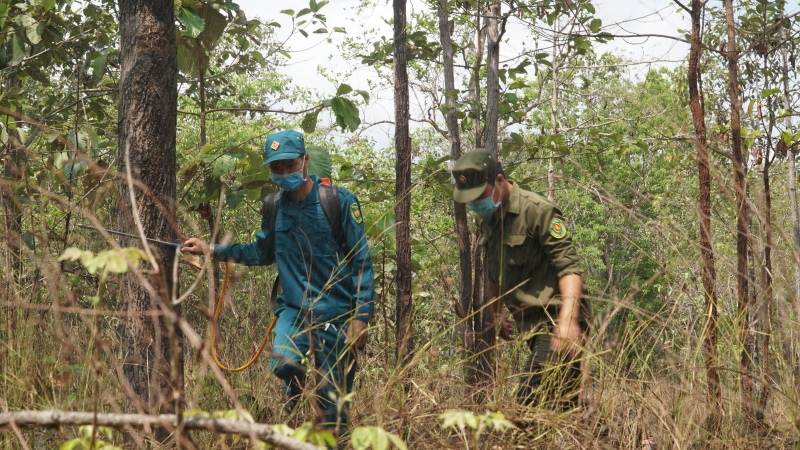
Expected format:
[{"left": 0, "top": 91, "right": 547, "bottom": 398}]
[
  {"left": 263, "top": 130, "right": 306, "bottom": 166},
  {"left": 452, "top": 149, "right": 498, "bottom": 203}
]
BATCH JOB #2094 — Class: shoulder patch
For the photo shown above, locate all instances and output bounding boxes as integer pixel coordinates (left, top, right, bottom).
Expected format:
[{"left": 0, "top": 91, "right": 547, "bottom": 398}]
[
  {"left": 350, "top": 202, "right": 363, "bottom": 224},
  {"left": 549, "top": 217, "right": 567, "bottom": 239}
]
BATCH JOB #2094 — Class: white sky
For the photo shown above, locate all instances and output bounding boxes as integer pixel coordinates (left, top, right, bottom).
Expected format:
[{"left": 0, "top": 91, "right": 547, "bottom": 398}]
[{"left": 234, "top": 0, "right": 691, "bottom": 146}]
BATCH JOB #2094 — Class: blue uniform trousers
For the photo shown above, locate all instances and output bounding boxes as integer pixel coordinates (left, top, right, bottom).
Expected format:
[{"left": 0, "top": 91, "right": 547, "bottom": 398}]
[{"left": 269, "top": 306, "right": 356, "bottom": 432}]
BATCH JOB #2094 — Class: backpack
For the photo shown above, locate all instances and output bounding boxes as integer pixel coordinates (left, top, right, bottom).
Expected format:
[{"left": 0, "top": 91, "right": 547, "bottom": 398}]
[
  {"left": 262, "top": 179, "right": 351, "bottom": 313},
  {"left": 261, "top": 178, "right": 350, "bottom": 258}
]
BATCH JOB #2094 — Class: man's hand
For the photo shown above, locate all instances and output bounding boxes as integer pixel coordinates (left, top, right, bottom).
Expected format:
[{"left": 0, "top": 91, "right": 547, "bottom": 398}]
[
  {"left": 180, "top": 238, "right": 209, "bottom": 255},
  {"left": 497, "top": 310, "right": 514, "bottom": 341},
  {"left": 550, "top": 318, "right": 583, "bottom": 357},
  {"left": 346, "top": 320, "right": 368, "bottom": 351}
]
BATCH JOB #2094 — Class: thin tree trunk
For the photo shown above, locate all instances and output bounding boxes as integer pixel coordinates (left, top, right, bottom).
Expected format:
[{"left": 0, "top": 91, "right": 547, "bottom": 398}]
[
  {"left": 472, "top": 6, "right": 485, "bottom": 148},
  {"left": 436, "top": 0, "right": 472, "bottom": 338},
  {"left": 3, "top": 77, "right": 23, "bottom": 286},
  {"left": 117, "top": 0, "right": 182, "bottom": 445},
  {"left": 724, "top": 0, "right": 756, "bottom": 425},
  {"left": 759, "top": 150, "right": 773, "bottom": 419},
  {"left": 548, "top": 23, "right": 560, "bottom": 202},
  {"left": 689, "top": 0, "right": 720, "bottom": 430},
  {"left": 780, "top": 18, "right": 800, "bottom": 377},
  {"left": 469, "top": 0, "right": 502, "bottom": 393},
  {"left": 393, "top": 0, "right": 414, "bottom": 365},
  {"left": 484, "top": 0, "right": 501, "bottom": 154}
]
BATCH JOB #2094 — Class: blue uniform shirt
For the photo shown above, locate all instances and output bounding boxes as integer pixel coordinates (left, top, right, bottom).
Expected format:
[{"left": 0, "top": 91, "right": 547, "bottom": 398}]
[{"left": 213, "top": 176, "right": 375, "bottom": 324}]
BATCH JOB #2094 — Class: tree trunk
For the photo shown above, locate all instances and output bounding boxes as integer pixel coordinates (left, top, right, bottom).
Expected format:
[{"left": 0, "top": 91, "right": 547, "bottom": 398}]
[
  {"left": 468, "top": 0, "right": 502, "bottom": 394},
  {"left": 759, "top": 150, "right": 772, "bottom": 419},
  {"left": 688, "top": 0, "right": 721, "bottom": 430},
  {"left": 117, "top": 0, "right": 182, "bottom": 445},
  {"left": 2, "top": 77, "right": 24, "bottom": 287},
  {"left": 436, "top": 0, "right": 472, "bottom": 340},
  {"left": 780, "top": 18, "right": 800, "bottom": 377},
  {"left": 472, "top": 5, "right": 485, "bottom": 148},
  {"left": 393, "top": 0, "right": 414, "bottom": 365},
  {"left": 724, "top": 0, "right": 756, "bottom": 425},
  {"left": 548, "top": 22, "right": 560, "bottom": 202}
]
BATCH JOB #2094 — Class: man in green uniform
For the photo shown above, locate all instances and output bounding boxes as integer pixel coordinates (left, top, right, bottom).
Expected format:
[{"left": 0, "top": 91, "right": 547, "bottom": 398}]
[{"left": 452, "top": 149, "right": 589, "bottom": 408}]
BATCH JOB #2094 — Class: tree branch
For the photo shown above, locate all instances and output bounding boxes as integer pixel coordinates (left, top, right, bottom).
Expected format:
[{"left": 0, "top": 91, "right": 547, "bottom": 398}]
[{"left": 0, "top": 410, "right": 319, "bottom": 450}]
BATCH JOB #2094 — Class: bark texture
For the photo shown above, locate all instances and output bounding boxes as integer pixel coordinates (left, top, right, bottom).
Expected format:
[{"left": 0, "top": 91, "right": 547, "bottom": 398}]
[
  {"left": 117, "top": 0, "right": 181, "bottom": 443},
  {"left": 688, "top": 0, "right": 721, "bottom": 424},
  {"left": 437, "top": 0, "right": 472, "bottom": 328},
  {"left": 393, "top": 0, "right": 414, "bottom": 365},
  {"left": 723, "top": 0, "right": 756, "bottom": 424}
]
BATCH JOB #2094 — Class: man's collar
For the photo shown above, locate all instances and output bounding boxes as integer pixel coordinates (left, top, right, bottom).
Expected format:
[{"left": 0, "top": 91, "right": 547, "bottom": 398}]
[{"left": 503, "top": 180, "right": 520, "bottom": 216}]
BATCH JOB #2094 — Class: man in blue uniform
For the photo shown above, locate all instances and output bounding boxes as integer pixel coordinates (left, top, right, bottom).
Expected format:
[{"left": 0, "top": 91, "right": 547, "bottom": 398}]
[{"left": 181, "top": 130, "right": 375, "bottom": 434}]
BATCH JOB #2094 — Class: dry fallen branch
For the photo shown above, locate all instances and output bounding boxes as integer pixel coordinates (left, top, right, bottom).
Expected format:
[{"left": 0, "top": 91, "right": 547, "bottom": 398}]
[{"left": 0, "top": 410, "right": 320, "bottom": 450}]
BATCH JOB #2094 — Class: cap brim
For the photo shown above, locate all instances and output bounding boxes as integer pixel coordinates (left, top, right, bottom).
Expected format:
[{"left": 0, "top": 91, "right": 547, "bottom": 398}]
[
  {"left": 453, "top": 183, "right": 487, "bottom": 203},
  {"left": 262, "top": 152, "right": 304, "bottom": 166}
]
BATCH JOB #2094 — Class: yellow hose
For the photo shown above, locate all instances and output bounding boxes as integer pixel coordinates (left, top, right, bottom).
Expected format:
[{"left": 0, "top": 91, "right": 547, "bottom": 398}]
[{"left": 211, "top": 261, "right": 277, "bottom": 372}]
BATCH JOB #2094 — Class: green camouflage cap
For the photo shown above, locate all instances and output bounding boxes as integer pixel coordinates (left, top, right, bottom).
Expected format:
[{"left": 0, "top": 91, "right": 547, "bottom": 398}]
[
  {"left": 452, "top": 149, "right": 498, "bottom": 203},
  {"left": 262, "top": 130, "right": 306, "bottom": 166}
]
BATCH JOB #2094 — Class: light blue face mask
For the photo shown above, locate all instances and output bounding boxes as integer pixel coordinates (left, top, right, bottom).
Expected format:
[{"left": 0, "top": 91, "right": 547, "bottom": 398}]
[
  {"left": 271, "top": 158, "right": 307, "bottom": 192},
  {"left": 467, "top": 184, "right": 500, "bottom": 218}
]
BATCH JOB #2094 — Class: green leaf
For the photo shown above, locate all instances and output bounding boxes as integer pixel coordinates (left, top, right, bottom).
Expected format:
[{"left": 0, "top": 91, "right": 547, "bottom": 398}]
[
  {"left": 375, "top": 428, "right": 389, "bottom": 450},
  {"left": 280, "top": 9, "right": 295, "bottom": 15},
  {"left": 589, "top": 18, "right": 602, "bottom": 33},
  {"left": 91, "top": 48, "right": 111, "bottom": 79},
  {"left": 226, "top": 189, "right": 246, "bottom": 208},
  {"left": 298, "top": 29, "right": 308, "bottom": 38},
  {"left": 350, "top": 427, "right": 372, "bottom": 450},
  {"left": 64, "top": 158, "right": 89, "bottom": 180},
  {"left": 212, "top": 154, "right": 237, "bottom": 176},
  {"left": 59, "top": 438, "right": 84, "bottom": 450},
  {"left": 301, "top": 109, "right": 320, "bottom": 133},
  {"left": 21, "top": 232, "right": 34, "bottom": 250},
  {"left": 355, "top": 89, "right": 370, "bottom": 104},
  {"left": 10, "top": 34, "right": 25, "bottom": 66},
  {"left": 313, "top": 27, "right": 328, "bottom": 34},
  {"left": 177, "top": 7, "right": 205, "bottom": 38},
  {"left": 387, "top": 432, "right": 407, "bottom": 450},
  {"left": 197, "top": 4, "right": 228, "bottom": 48},
  {"left": 760, "top": 88, "right": 781, "bottom": 99},
  {"left": 22, "top": 15, "right": 42, "bottom": 45},
  {"left": 297, "top": 8, "right": 312, "bottom": 17},
  {"left": 306, "top": 145, "right": 332, "bottom": 178},
  {"left": 336, "top": 83, "right": 353, "bottom": 96},
  {"left": 331, "top": 97, "right": 360, "bottom": 132},
  {"left": 333, "top": 26, "right": 346, "bottom": 33}
]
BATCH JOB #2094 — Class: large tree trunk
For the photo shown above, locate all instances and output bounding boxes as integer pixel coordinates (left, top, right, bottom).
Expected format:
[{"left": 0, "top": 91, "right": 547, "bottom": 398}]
[
  {"left": 688, "top": 0, "right": 720, "bottom": 430},
  {"left": 393, "top": 0, "right": 414, "bottom": 365},
  {"left": 117, "top": 0, "right": 182, "bottom": 445},
  {"left": 723, "top": 0, "right": 756, "bottom": 425},
  {"left": 436, "top": 0, "right": 472, "bottom": 342}
]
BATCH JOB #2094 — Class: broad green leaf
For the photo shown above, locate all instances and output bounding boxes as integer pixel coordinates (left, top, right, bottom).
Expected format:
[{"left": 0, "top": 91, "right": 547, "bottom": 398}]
[
  {"left": 355, "top": 89, "right": 370, "bottom": 104},
  {"left": 301, "top": 109, "right": 320, "bottom": 133},
  {"left": 306, "top": 145, "right": 332, "bottom": 178},
  {"left": 333, "top": 26, "right": 346, "bottom": 33},
  {"left": 197, "top": 4, "right": 227, "bottom": 48},
  {"left": 331, "top": 97, "right": 360, "bottom": 132},
  {"left": 375, "top": 428, "right": 389, "bottom": 450},
  {"left": 92, "top": 48, "right": 111, "bottom": 79},
  {"left": 387, "top": 432, "right": 407, "bottom": 450},
  {"left": 64, "top": 158, "right": 89, "bottom": 180},
  {"left": 177, "top": 7, "right": 205, "bottom": 38},
  {"left": 59, "top": 438, "right": 84, "bottom": 450},
  {"left": 296, "top": 8, "right": 312, "bottom": 17},
  {"left": 21, "top": 232, "right": 34, "bottom": 250},
  {"left": 280, "top": 9, "right": 295, "bottom": 15},
  {"left": 226, "top": 189, "right": 245, "bottom": 208},
  {"left": 312, "top": 27, "right": 327, "bottom": 34},
  {"left": 336, "top": 83, "right": 353, "bottom": 96},
  {"left": 10, "top": 34, "right": 25, "bottom": 66},
  {"left": 761, "top": 88, "right": 781, "bottom": 99},
  {"left": 350, "top": 427, "right": 373, "bottom": 450},
  {"left": 589, "top": 18, "right": 602, "bottom": 33},
  {"left": 212, "top": 154, "right": 237, "bottom": 176},
  {"left": 177, "top": 40, "right": 202, "bottom": 77},
  {"left": 200, "top": 143, "right": 217, "bottom": 154}
]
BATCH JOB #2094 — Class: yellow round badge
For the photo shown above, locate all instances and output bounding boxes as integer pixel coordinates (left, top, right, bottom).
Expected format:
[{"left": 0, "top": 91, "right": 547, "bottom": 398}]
[
  {"left": 458, "top": 175, "right": 467, "bottom": 184},
  {"left": 549, "top": 218, "right": 567, "bottom": 239}
]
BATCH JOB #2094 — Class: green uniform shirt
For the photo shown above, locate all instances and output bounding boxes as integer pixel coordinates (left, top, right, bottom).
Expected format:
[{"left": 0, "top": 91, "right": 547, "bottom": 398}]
[{"left": 479, "top": 181, "right": 585, "bottom": 322}]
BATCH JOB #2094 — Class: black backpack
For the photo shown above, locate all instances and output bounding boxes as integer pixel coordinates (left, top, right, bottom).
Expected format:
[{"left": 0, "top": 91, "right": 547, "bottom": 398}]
[
  {"left": 261, "top": 178, "right": 351, "bottom": 258},
  {"left": 262, "top": 179, "right": 351, "bottom": 313}
]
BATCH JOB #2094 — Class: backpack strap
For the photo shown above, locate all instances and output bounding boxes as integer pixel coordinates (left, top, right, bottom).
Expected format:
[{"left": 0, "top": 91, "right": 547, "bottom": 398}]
[
  {"left": 318, "top": 183, "right": 350, "bottom": 256},
  {"left": 261, "top": 192, "right": 281, "bottom": 313}
]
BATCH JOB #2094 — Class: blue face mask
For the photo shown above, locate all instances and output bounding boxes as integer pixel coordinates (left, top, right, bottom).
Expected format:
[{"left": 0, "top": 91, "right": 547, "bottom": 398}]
[
  {"left": 467, "top": 185, "right": 500, "bottom": 218},
  {"left": 271, "top": 158, "right": 307, "bottom": 192}
]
